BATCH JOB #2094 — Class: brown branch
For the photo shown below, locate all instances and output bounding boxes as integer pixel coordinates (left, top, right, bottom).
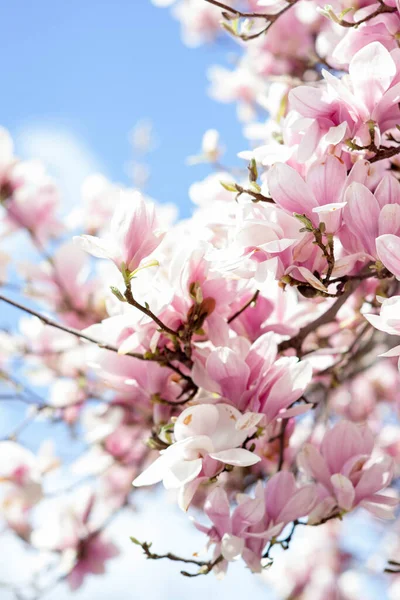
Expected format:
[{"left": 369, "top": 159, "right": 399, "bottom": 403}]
[
  {"left": 0, "top": 294, "right": 191, "bottom": 384},
  {"left": 237, "top": 185, "right": 274, "bottom": 203},
  {"left": 369, "top": 144, "right": 400, "bottom": 164},
  {"left": 204, "top": 0, "right": 299, "bottom": 41},
  {"left": 278, "top": 280, "right": 360, "bottom": 354},
  {"left": 131, "top": 538, "right": 223, "bottom": 577},
  {"left": 228, "top": 290, "right": 259, "bottom": 324},
  {"left": 277, "top": 419, "right": 288, "bottom": 471},
  {"left": 124, "top": 283, "right": 178, "bottom": 338},
  {"left": 204, "top": 0, "right": 277, "bottom": 19}
]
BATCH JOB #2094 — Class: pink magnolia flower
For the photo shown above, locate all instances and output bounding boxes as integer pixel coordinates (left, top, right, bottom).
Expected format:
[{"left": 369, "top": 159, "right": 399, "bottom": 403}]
[
  {"left": 193, "top": 485, "right": 265, "bottom": 575},
  {"left": 332, "top": 12, "right": 400, "bottom": 68},
  {"left": 75, "top": 191, "right": 164, "bottom": 276},
  {"left": 193, "top": 332, "right": 312, "bottom": 420},
  {"left": 67, "top": 533, "right": 119, "bottom": 591},
  {"left": 133, "top": 403, "right": 261, "bottom": 509},
  {"left": 1, "top": 159, "right": 62, "bottom": 242},
  {"left": 32, "top": 489, "right": 119, "bottom": 590},
  {"left": 288, "top": 42, "right": 400, "bottom": 160},
  {"left": 267, "top": 155, "right": 348, "bottom": 232},
  {"left": 340, "top": 176, "right": 400, "bottom": 261},
  {"left": 298, "top": 421, "right": 397, "bottom": 522},
  {"left": 194, "top": 471, "right": 316, "bottom": 575},
  {"left": 244, "top": 472, "right": 317, "bottom": 570}
]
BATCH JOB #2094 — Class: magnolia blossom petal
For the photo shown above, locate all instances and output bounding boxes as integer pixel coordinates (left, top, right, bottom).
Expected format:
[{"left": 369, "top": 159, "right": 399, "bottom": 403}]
[
  {"left": 178, "top": 478, "right": 203, "bottom": 512},
  {"left": 221, "top": 534, "right": 245, "bottom": 561},
  {"left": 267, "top": 162, "right": 318, "bottom": 214},
  {"left": 331, "top": 474, "right": 355, "bottom": 511},
  {"left": 376, "top": 234, "right": 400, "bottom": 278},
  {"left": 163, "top": 458, "right": 203, "bottom": 490},
  {"left": 298, "top": 443, "right": 331, "bottom": 489},
  {"left": 74, "top": 235, "right": 118, "bottom": 263},
  {"left": 132, "top": 455, "right": 167, "bottom": 487},
  {"left": 349, "top": 42, "right": 396, "bottom": 114},
  {"left": 209, "top": 448, "right": 261, "bottom": 467},
  {"left": 380, "top": 345, "right": 400, "bottom": 357},
  {"left": 235, "top": 412, "right": 264, "bottom": 431},
  {"left": 174, "top": 404, "right": 219, "bottom": 442}
]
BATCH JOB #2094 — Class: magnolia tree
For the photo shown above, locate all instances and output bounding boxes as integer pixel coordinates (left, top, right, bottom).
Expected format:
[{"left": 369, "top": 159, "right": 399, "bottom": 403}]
[{"left": 1, "top": 0, "right": 400, "bottom": 597}]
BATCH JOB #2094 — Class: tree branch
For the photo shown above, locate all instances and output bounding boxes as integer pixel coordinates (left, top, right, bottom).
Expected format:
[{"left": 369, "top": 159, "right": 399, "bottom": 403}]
[
  {"left": 0, "top": 294, "right": 191, "bottom": 382},
  {"left": 278, "top": 280, "right": 360, "bottom": 354},
  {"left": 131, "top": 537, "right": 223, "bottom": 577}
]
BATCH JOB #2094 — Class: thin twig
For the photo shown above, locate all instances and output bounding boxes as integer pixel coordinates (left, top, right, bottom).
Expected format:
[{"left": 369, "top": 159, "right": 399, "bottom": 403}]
[
  {"left": 228, "top": 290, "right": 259, "bottom": 324},
  {"left": 0, "top": 294, "right": 192, "bottom": 383},
  {"left": 131, "top": 538, "right": 223, "bottom": 577}
]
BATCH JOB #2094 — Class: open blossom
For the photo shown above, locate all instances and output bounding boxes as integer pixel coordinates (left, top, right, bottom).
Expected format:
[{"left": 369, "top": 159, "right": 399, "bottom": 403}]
[
  {"left": 75, "top": 190, "right": 164, "bottom": 275},
  {"left": 267, "top": 155, "right": 348, "bottom": 233},
  {"left": 193, "top": 485, "right": 265, "bottom": 575},
  {"left": 288, "top": 42, "right": 400, "bottom": 161},
  {"left": 32, "top": 489, "right": 119, "bottom": 590},
  {"left": 299, "top": 421, "right": 397, "bottom": 522},
  {"left": 193, "top": 332, "right": 312, "bottom": 420},
  {"left": 3, "top": 0, "right": 400, "bottom": 590},
  {"left": 195, "top": 472, "right": 316, "bottom": 575},
  {"left": 339, "top": 175, "right": 400, "bottom": 264},
  {"left": 133, "top": 403, "right": 261, "bottom": 508}
]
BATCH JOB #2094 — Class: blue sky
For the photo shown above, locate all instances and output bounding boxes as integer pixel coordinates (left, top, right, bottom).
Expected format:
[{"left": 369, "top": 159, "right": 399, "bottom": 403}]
[{"left": 1, "top": 0, "right": 244, "bottom": 217}]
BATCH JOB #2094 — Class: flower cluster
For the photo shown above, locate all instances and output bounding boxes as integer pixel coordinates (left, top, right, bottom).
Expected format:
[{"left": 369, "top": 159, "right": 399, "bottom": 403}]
[{"left": 0, "top": 0, "right": 399, "bottom": 596}]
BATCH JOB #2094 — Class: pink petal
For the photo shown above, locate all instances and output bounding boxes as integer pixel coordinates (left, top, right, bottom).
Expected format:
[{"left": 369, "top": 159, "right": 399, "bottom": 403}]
[
  {"left": 206, "top": 348, "right": 250, "bottom": 404},
  {"left": 298, "top": 443, "right": 331, "bottom": 489},
  {"left": 306, "top": 155, "right": 347, "bottom": 206},
  {"left": 375, "top": 174, "right": 400, "bottom": 208},
  {"left": 376, "top": 234, "right": 400, "bottom": 278},
  {"left": 289, "top": 86, "right": 332, "bottom": 118},
  {"left": 265, "top": 472, "right": 296, "bottom": 522},
  {"left": 277, "top": 484, "right": 317, "bottom": 524},
  {"left": 378, "top": 204, "right": 400, "bottom": 237},
  {"left": 331, "top": 474, "right": 355, "bottom": 511},
  {"left": 267, "top": 163, "right": 318, "bottom": 215},
  {"left": 349, "top": 42, "right": 396, "bottom": 114},
  {"left": 343, "top": 183, "right": 380, "bottom": 256}
]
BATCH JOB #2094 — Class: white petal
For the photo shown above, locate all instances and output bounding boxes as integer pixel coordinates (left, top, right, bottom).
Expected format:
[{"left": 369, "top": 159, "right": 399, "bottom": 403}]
[
  {"left": 221, "top": 534, "right": 245, "bottom": 561},
  {"left": 209, "top": 448, "right": 261, "bottom": 467},
  {"left": 163, "top": 458, "right": 203, "bottom": 489},
  {"left": 132, "top": 455, "right": 167, "bottom": 487}
]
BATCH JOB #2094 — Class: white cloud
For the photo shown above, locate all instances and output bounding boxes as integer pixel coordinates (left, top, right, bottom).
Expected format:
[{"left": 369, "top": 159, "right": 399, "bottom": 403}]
[{"left": 15, "top": 123, "right": 105, "bottom": 212}]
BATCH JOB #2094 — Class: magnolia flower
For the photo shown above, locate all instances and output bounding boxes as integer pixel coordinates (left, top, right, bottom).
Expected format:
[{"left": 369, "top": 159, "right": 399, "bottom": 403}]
[
  {"left": 299, "top": 421, "right": 397, "bottom": 522},
  {"left": 32, "top": 488, "right": 119, "bottom": 590},
  {"left": 267, "top": 155, "right": 348, "bottom": 233},
  {"left": 193, "top": 332, "right": 312, "bottom": 419},
  {"left": 195, "top": 472, "right": 316, "bottom": 576},
  {"left": 133, "top": 403, "right": 262, "bottom": 508},
  {"left": 75, "top": 190, "right": 163, "bottom": 276}
]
